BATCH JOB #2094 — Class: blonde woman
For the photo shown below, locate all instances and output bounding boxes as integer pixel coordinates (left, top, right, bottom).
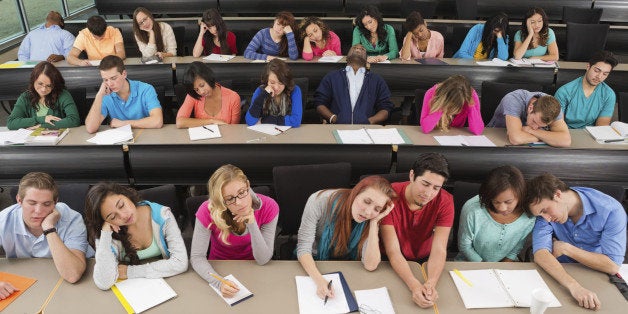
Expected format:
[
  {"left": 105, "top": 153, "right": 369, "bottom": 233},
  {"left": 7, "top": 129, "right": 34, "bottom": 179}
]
[
  {"left": 420, "top": 75, "right": 484, "bottom": 134},
  {"left": 190, "top": 164, "right": 279, "bottom": 297}
]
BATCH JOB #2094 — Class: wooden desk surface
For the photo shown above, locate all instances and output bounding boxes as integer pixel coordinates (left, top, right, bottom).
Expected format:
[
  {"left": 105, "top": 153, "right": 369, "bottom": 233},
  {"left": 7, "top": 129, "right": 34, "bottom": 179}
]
[
  {"left": 0, "top": 259, "right": 64, "bottom": 314},
  {"left": 437, "top": 262, "right": 627, "bottom": 314}
]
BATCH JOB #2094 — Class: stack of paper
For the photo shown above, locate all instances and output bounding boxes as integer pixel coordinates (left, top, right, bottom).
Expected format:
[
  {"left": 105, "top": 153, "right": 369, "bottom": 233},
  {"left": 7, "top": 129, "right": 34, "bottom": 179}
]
[
  {"left": 247, "top": 124, "right": 291, "bottom": 136},
  {"left": 434, "top": 135, "right": 496, "bottom": 146},
  {"left": 209, "top": 274, "right": 254, "bottom": 306},
  {"left": 355, "top": 287, "right": 395, "bottom": 314},
  {"left": 112, "top": 278, "right": 177, "bottom": 313},
  {"left": 0, "top": 129, "right": 32, "bottom": 145},
  {"left": 203, "top": 54, "right": 236, "bottom": 62},
  {"left": 188, "top": 124, "right": 221, "bottom": 140},
  {"left": 87, "top": 124, "right": 134, "bottom": 145}
]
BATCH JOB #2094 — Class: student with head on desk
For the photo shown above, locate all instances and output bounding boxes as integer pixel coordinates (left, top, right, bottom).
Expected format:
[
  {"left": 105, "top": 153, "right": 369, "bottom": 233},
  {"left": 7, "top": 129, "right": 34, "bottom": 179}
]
[
  {"left": 352, "top": 5, "right": 398, "bottom": 63},
  {"left": 456, "top": 165, "right": 535, "bottom": 262},
  {"left": 17, "top": 11, "right": 75, "bottom": 63},
  {"left": 190, "top": 164, "right": 278, "bottom": 297},
  {"left": 7, "top": 61, "right": 79, "bottom": 130},
  {"left": 399, "top": 11, "right": 444, "bottom": 60},
  {"left": 193, "top": 8, "right": 237, "bottom": 58},
  {"left": 420, "top": 75, "right": 484, "bottom": 134},
  {"left": 554, "top": 50, "right": 618, "bottom": 129},
  {"left": 84, "top": 55, "right": 163, "bottom": 133},
  {"left": 453, "top": 12, "right": 509, "bottom": 61},
  {"left": 314, "top": 44, "right": 393, "bottom": 125},
  {"left": 513, "top": 7, "right": 559, "bottom": 61},
  {"left": 245, "top": 59, "right": 302, "bottom": 127},
  {"left": 243, "top": 11, "right": 298, "bottom": 61},
  {"left": 296, "top": 176, "right": 396, "bottom": 300},
  {"left": 132, "top": 7, "right": 177, "bottom": 60},
  {"left": 380, "top": 153, "right": 452, "bottom": 309},
  {"left": 487, "top": 90, "right": 571, "bottom": 147},
  {"left": 84, "top": 182, "right": 188, "bottom": 290},
  {"left": 176, "top": 61, "right": 241, "bottom": 128},
  {"left": 524, "top": 173, "right": 627, "bottom": 310},
  {"left": 0, "top": 172, "right": 91, "bottom": 291},
  {"left": 67, "top": 15, "right": 125, "bottom": 66},
  {"left": 298, "top": 16, "right": 342, "bottom": 61}
]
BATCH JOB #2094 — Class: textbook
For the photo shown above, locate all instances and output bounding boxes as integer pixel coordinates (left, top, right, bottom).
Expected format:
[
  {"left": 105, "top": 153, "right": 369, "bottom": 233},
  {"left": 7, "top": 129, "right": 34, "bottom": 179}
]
[
  {"left": 450, "top": 269, "right": 561, "bottom": 309},
  {"left": 295, "top": 271, "right": 358, "bottom": 314},
  {"left": 0, "top": 272, "right": 37, "bottom": 312},
  {"left": 112, "top": 278, "right": 177, "bottom": 313},
  {"left": 25, "top": 127, "right": 69, "bottom": 145},
  {"left": 209, "top": 274, "right": 254, "bottom": 306},
  {"left": 333, "top": 128, "right": 412, "bottom": 144},
  {"left": 434, "top": 135, "right": 496, "bottom": 146},
  {"left": 586, "top": 121, "right": 628, "bottom": 142},
  {"left": 188, "top": 124, "right": 221, "bottom": 140}
]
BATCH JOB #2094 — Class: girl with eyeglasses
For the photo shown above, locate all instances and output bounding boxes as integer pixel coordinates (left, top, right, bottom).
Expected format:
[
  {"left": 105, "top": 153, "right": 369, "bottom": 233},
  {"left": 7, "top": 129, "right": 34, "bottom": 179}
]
[
  {"left": 84, "top": 182, "right": 188, "bottom": 290},
  {"left": 296, "top": 176, "right": 397, "bottom": 300},
  {"left": 132, "top": 7, "right": 177, "bottom": 59},
  {"left": 7, "top": 61, "right": 79, "bottom": 130},
  {"left": 190, "top": 164, "right": 279, "bottom": 298},
  {"left": 193, "top": 8, "right": 237, "bottom": 57}
]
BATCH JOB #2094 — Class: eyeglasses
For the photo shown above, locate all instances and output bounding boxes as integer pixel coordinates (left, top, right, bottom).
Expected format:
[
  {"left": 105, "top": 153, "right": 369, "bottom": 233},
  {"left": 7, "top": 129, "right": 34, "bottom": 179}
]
[
  {"left": 138, "top": 16, "right": 150, "bottom": 27},
  {"left": 223, "top": 188, "right": 249, "bottom": 206},
  {"left": 36, "top": 81, "right": 53, "bottom": 89}
]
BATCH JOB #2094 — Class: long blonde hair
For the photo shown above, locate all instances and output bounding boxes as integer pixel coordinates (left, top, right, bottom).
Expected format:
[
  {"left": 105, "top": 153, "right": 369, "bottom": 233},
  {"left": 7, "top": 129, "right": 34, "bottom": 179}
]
[
  {"left": 429, "top": 75, "right": 474, "bottom": 131},
  {"left": 207, "top": 164, "right": 249, "bottom": 245}
]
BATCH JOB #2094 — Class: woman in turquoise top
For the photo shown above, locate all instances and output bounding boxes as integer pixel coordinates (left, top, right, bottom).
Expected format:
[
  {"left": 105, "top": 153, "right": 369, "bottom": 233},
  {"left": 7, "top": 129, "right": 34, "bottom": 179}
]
[
  {"left": 352, "top": 5, "right": 398, "bottom": 63},
  {"left": 513, "top": 7, "right": 559, "bottom": 61},
  {"left": 456, "top": 166, "right": 535, "bottom": 262},
  {"left": 7, "top": 61, "right": 79, "bottom": 130}
]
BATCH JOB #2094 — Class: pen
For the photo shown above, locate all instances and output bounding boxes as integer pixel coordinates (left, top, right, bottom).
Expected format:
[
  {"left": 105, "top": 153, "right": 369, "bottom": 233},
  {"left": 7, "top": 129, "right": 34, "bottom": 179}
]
[
  {"left": 202, "top": 125, "right": 214, "bottom": 133},
  {"left": 323, "top": 280, "right": 332, "bottom": 305},
  {"left": 604, "top": 139, "right": 624, "bottom": 143},
  {"left": 274, "top": 127, "right": 285, "bottom": 134},
  {"left": 210, "top": 273, "right": 237, "bottom": 289},
  {"left": 453, "top": 269, "right": 473, "bottom": 287}
]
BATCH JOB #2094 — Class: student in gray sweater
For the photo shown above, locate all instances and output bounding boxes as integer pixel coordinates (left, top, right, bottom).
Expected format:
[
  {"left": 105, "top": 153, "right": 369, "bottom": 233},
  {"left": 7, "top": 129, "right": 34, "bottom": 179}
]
[
  {"left": 296, "top": 176, "right": 397, "bottom": 300},
  {"left": 85, "top": 183, "right": 188, "bottom": 290}
]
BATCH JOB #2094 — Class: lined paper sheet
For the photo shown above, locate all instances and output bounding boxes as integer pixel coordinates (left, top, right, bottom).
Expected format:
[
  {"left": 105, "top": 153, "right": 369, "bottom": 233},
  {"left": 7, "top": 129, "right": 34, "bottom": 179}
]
[
  {"left": 355, "top": 287, "right": 395, "bottom": 314},
  {"left": 203, "top": 54, "right": 236, "bottom": 62},
  {"left": 496, "top": 270, "right": 561, "bottom": 307},
  {"left": 87, "top": 125, "right": 133, "bottom": 145},
  {"left": 335, "top": 129, "right": 372, "bottom": 144},
  {"left": 247, "top": 124, "right": 291, "bottom": 136},
  {"left": 318, "top": 56, "right": 343, "bottom": 63},
  {"left": 209, "top": 275, "right": 253, "bottom": 306},
  {"left": 295, "top": 273, "right": 350, "bottom": 314},
  {"left": 188, "top": 124, "right": 221, "bottom": 140},
  {"left": 434, "top": 135, "right": 495, "bottom": 146},
  {"left": 366, "top": 128, "right": 407, "bottom": 144},
  {"left": 114, "top": 278, "right": 177, "bottom": 313}
]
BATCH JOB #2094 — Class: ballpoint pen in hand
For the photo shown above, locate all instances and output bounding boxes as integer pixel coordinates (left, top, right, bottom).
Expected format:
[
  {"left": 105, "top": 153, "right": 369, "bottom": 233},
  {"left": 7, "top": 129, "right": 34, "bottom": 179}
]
[
  {"left": 323, "top": 280, "right": 332, "bottom": 305},
  {"left": 203, "top": 125, "right": 214, "bottom": 133}
]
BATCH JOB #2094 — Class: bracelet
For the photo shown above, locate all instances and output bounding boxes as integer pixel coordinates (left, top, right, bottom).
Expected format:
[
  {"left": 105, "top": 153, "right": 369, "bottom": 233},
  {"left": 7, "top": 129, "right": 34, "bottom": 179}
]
[
  {"left": 329, "top": 114, "right": 337, "bottom": 124},
  {"left": 43, "top": 227, "right": 57, "bottom": 236}
]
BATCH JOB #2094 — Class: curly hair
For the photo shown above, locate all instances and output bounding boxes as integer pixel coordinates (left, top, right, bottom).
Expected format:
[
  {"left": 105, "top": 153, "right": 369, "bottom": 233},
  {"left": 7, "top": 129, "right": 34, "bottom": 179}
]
[
  {"left": 520, "top": 7, "right": 549, "bottom": 49},
  {"left": 298, "top": 16, "right": 331, "bottom": 43},
  {"left": 354, "top": 5, "right": 388, "bottom": 45}
]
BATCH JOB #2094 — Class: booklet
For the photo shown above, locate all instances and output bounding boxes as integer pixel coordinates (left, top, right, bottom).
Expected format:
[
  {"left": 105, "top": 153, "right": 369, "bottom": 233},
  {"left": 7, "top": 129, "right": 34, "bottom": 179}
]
[
  {"left": 0, "top": 272, "right": 37, "bottom": 312},
  {"left": 586, "top": 121, "right": 628, "bottom": 142},
  {"left": 434, "top": 135, "right": 496, "bottom": 146},
  {"left": 25, "top": 127, "right": 69, "bottom": 145},
  {"left": 188, "top": 124, "right": 221, "bottom": 141},
  {"left": 247, "top": 124, "right": 291, "bottom": 136},
  {"left": 333, "top": 128, "right": 412, "bottom": 144},
  {"left": 209, "top": 274, "right": 254, "bottom": 306},
  {"left": 450, "top": 269, "right": 561, "bottom": 309},
  {"left": 354, "top": 287, "right": 395, "bottom": 314},
  {"left": 295, "top": 271, "right": 358, "bottom": 314},
  {"left": 112, "top": 278, "right": 177, "bottom": 313},
  {"left": 203, "top": 54, "right": 236, "bottom": 62}
]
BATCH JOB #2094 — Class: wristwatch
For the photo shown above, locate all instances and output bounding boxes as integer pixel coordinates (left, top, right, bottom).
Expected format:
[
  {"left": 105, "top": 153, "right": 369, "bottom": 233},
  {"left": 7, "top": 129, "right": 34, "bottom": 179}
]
[{"left": 43, "top": 227, "right": 57, "bottom": 236}]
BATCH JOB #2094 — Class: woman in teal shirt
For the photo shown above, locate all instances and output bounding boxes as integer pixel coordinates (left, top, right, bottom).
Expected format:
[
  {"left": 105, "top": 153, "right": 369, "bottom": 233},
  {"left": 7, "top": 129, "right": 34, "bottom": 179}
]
[
  {"left": 7, "top": 61, "right": 79, "bottom": 130},
  {"left": 513, "top": 7, "right": 559, "bottom": 61},
  {"left": 352, "top": 5, "right": 398, "bottom": 63},
  {"left": 456, "top": 166, "right": 535, "bottom": 262}
]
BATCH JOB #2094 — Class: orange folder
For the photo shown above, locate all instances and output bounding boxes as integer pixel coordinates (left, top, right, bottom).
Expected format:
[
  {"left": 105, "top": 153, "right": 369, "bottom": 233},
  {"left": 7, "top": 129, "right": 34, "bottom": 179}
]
[{"left": 0, "top": 272, "right": 37, "bottom": 311}]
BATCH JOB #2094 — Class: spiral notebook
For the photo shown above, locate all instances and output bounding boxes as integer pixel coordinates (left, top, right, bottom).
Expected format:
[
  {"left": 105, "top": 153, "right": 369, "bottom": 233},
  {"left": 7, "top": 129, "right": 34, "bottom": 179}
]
[{"left": 450, "top": 269, "right": 561, "bottom": 309}]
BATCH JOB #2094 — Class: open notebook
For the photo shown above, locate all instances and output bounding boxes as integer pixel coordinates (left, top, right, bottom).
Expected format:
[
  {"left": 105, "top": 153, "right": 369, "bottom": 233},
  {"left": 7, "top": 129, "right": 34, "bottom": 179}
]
[
  {"left": 586, "top": 121, "right": 628, "bottom": 142},
  {"left": 295, "top": 272, "right": 358, "bottom": 314},
  {"left": 333, "top": 128, "right": 411, "bottom": 144},
  {"left": 209, "top": 274, "right": 253, "bottom": 306},
  {"left": 112, "top": 278, "right": 177, "bottom": 313},
  {"left": 450, "top": 269, "right": 561, "bottom": 309}
]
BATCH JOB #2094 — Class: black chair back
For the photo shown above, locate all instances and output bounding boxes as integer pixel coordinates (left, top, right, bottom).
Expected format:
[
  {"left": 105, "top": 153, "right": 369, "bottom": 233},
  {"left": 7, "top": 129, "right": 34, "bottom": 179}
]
[
  {"left": 456, "top": 0, "right": 478, "bottom": 20},
  {"left": 618, "top": 92, "right": 628, "bottom": 124},
  {"left": 562, "top": 7, "right": 603, "bottom": 24},
  {"left": 480, "top": 81, "right": 544, "bottom": 124},
  {"left": 68, "top": 88, "right": 87, "bottom": 125},
  {"left": 10, "top": 184, "right": 90, "bottom": 217},
  {"left": 401, "top": 0, "right": 438, "bottom": 18},
  {"left": 451, "top": 181, "right": 481, "bottom": 255},
  {"left": 412, "top": 88, "right": 427, "bottom": 126},
  {"left": 138, "top": 184, "right": 182, "bottom": 227},
  {"left": 172, "top": 26, "right": 187, "bottom": 56},
  {"left": 565, "top": 23, "right": 610, "bottom": 62}
]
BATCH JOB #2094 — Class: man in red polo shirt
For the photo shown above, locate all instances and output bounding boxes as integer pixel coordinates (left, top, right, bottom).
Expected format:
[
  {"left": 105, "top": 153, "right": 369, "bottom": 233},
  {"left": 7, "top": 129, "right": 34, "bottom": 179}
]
[{"left": 381, "top": 153, "right": 454, "bottom": 308}]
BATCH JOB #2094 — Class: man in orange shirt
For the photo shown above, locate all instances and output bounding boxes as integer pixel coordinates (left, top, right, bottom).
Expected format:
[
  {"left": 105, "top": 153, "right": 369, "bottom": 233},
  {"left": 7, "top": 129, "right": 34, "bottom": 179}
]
[{"left": 67, "top": 15, "right": 125, "bottom": 66}]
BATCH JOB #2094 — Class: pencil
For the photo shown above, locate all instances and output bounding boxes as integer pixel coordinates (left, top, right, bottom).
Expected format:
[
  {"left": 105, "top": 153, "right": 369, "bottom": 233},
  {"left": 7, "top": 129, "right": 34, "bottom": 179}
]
[
  {"left": 420, "top": 264, "right": 439, "bottom": 314},
  {"left": 210, "top": 273, "right": 238, "bottom": 289},
  {"left": 453, "top": 269, "right": 473, "bottom": 287}
]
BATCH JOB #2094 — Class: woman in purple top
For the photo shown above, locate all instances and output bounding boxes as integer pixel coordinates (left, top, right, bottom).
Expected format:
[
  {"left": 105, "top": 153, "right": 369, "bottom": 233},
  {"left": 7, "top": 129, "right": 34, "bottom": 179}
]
[
  {"left": 299, "top": 16, "right": 342, "bottom": 61},
  {"left": 190, "top": 164, "right": 279, "bottom": 298}
]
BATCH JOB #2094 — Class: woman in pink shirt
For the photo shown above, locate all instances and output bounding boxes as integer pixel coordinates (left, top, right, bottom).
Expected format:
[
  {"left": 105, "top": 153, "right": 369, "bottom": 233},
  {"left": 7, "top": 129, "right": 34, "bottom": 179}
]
[
  {"left": 176, "top": 62, "right": 241, "bottom": 128},
  {"left": 420, "top": 75, "right": 484, "bottom": 134},
  {"left": 190, "top": 164, "right": 279, "bottom": 298},
  {"left": 299, "top": 16, "right": 342, "bottom": 61},
  {"left": 400, "top": 11, "right": 444, "bottom": 60}
]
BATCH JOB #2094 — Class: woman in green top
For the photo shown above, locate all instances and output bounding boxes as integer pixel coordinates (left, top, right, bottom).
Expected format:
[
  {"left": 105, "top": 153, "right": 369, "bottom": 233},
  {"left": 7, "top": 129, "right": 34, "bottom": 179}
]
[
  {"left": 352, "top": 5, "right": 398, "bottom": 63},
  {"left": 456, "top": 165, "right": 535, "bottom": 262},
  {"left": 7, "top": 61, "right": 79, "bottom": 130}
]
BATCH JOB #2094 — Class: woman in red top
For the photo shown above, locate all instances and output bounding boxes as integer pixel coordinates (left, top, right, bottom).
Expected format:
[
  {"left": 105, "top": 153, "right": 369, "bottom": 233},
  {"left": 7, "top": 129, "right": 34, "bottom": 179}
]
[{"left": 193, "top": 8, "right": 237, "bottom": 57}]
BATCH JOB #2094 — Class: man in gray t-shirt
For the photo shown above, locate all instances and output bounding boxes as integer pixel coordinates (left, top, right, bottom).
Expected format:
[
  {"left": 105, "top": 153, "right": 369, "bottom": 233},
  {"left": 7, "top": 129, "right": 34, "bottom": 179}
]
[{"left": 488, "top": 89, "right": 571, "bottom": 147}]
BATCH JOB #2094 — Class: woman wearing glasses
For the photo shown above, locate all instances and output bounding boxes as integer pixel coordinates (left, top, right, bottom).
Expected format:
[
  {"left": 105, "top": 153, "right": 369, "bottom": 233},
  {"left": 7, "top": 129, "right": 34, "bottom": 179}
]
[
  {"left": 132, "top": 7, "right": 177, "bottom": 59},
  {"left": 84, "top": 182, "right": 188, "bottom": 290},
  {"left": 296, "top": 176, "right": 397, "bottom": 300},
  {"left": 7, "top": 61, "right": 79, "bottom": 130},
  {"left": 190, "top": 164, "right": 279, "bottom": 298}
]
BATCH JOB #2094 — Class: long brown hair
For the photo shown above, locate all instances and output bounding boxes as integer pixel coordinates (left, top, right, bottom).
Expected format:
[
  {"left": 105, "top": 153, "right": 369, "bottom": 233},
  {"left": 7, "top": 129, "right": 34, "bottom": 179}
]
[
  {"left": 428, "top": 75, "right": 474, "bottom": 131},
  {"left": 521, "top": 7, "right": 549, "bottom": 49},
  {"left": 133, "top": 7, "right": 164, "bottom": 52},
  {"left": 274, "top": 11, "right": 297, "bottom": 57},
  {"left": 27, "top": 61, "right": 66, "bottom": 111},
  {"left": 324, "top": 176, "right": 397, "bottom": 259},
  {"left": 260, "top": 59, "right": 295, "bottom": 116},
  {"left": 202, "top": 8, "right": 232, "bottom": 55}
]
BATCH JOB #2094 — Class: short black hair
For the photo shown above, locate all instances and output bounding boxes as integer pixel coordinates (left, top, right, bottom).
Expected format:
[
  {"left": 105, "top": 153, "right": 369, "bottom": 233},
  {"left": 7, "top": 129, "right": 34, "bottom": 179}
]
[
  {"left": 410, "top": 153, "right": 450, "bottom": 181},
  {"left": 588, "top": 50, "right": 618, "bottom": 69},
  {"left": 87, "top": 15, "right": 107, "bottom": 37}
]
